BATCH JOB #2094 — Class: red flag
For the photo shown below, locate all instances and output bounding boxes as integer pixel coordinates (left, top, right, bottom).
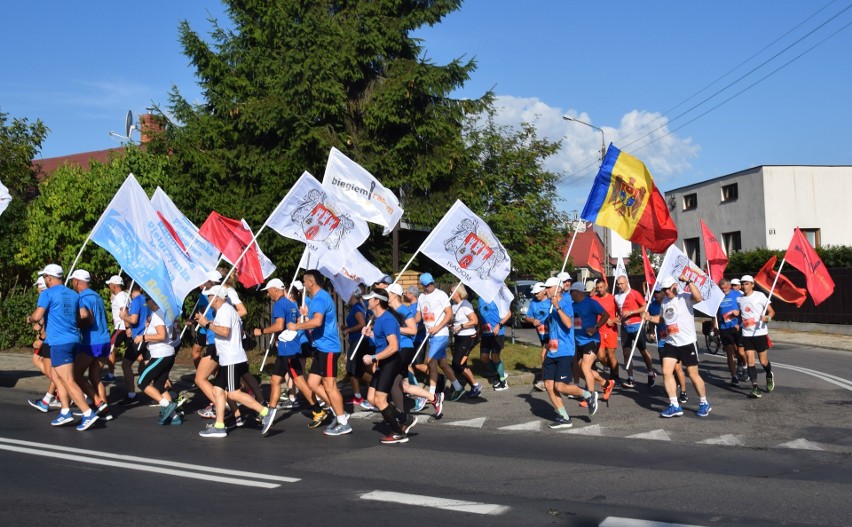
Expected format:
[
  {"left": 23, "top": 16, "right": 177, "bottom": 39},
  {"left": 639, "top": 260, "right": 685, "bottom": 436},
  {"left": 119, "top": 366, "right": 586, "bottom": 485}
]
[
  {"left": 700, "top": 219, "right": 728, "bottom": 283},
  {"left": 199, "top": 212, "right": 265, "bottom": 288},
  {"left": 754, "top": 255, "right": 807, "bottom": 308},
  {"left": 784, "top": 228, "right": 835, "bottom": 306},
  {"left": 588, "top": 239, "right": 607, "bottom": 285},
  {"left": 641, "top": 246, "right": 656, "bottom": 290}
]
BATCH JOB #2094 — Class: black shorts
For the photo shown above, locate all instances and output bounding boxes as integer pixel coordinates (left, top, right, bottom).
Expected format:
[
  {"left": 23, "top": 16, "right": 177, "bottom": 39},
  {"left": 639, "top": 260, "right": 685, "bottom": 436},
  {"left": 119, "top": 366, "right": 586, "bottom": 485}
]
[
  {"left": 214, "top": 362, "right": 250, "bottom": 392},
  {"left": 203, "top": 344, "right": 219, "bottom": 362},
  {"left": 480, "top": 334, "right": 504, "bottom": 355},
  {"left": 138, "top": 355, "right": 175, "bottom": 391},
  {"left": 299, "top": 342, "right": 313, "bottom": 359},
  {"left": 370, "top": 354, "right": 402, "bottom": 394},
  {"left": 720, "top": 328, "right": 742, "bottom": 347},
  {"left": 271, "top": 355, "right": 304, "bottom": 378},
  {"left": 111, "top": 330, "right": 128, "bottom": 352},
  {"left": 346, "top": 338, "right": 374, "bottom": 378},
  {"left": 124, "top": 339, "right": 146, "bottom": 362},
  {"left": 542, "top": 355, "right": 573, "bottom": 382},
  {"left": 741, "top": 335, "right": 769, "bottom": 353},
  {"left": 661, "top": 343, "right": 699, "bottom": 367},
  {"left": 576, "top": 341, "right": 599, "bottom": 356},
  {"left": 398, "top": 347, "right": 416, "bottom": 366},
  {"left": 620, "top": 328, "right": 646, "bottom": 352},
  {"left": 309, "top": 351, "right": 339, "bottom": 378},
  {"left": 37, "top": 342, "right": 51, "bottom": 359},
  {"left": 194, "top": 330, "right": 208, "bottom": 347},
  {"left": 452, "top": 334, "right": 476, "bottom": 362}
]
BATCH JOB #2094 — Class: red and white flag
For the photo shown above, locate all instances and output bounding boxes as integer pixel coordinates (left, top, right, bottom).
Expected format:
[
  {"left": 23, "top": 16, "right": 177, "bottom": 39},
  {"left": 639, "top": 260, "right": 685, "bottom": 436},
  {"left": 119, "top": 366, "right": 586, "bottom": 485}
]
[
  {"left": 784, "top": 227, "right": 835, "bottom": 306},
  {"left": 151, "top": 187, "right": 221, "bottom": 271},
  {"left": 700, "top": 219, "right": 728, "bottom": 283},
  {"left": 656, "top": 244, "right": 724, "bottom": 316},
  {"left": 199, "top": 212, "right": 274, "bottom": 288}
]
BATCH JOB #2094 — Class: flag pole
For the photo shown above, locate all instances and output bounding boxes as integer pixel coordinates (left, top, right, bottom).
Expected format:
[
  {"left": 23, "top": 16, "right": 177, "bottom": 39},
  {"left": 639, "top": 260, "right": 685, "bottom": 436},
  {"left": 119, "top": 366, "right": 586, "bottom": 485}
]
[
  {"left": 220, "top": 222, "right": 269, "bottom": 288},
  {"left": 180, "top": 256, "right": 226, "bottom": 341},
  {"left": 261, "top": 251, "right": 308, "bottom": 373},
  {"left": 409, "top": 281, "right": 464, "bottom": 366},
  {"left": 64, "top": 235, "right": 93, "bottom": 285},
  {"left": 759, "top": 257, "right": 785, "bottom": 320}
]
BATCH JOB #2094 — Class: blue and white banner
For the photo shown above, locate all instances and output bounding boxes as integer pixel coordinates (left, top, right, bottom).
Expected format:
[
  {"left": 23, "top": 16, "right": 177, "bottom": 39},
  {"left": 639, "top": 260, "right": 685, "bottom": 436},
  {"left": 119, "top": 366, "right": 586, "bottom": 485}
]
[
  {"left": 91, "top": 174, "right": 208, "bottom": 324},
  {"left": 151, "top": 187, "right": 221, "bottom": 271}
]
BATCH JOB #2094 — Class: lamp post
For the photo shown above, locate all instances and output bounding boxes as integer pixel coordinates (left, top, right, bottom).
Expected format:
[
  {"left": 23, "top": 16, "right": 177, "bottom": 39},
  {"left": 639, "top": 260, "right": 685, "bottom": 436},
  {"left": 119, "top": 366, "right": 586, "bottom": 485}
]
[{"left": 563, "top": 114, "right": 610, "bottom": 275}]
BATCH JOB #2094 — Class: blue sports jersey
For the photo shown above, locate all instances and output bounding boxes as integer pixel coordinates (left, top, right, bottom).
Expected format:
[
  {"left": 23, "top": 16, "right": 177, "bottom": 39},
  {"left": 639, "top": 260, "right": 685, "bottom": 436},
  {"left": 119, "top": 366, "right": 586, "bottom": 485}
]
[
  {"left": 410, "top": 301, "right": 426, "bottom": 345},
  {"left": 546, "top": 296, "right": 575, "bottom": 358},
  {"left": 528, "top": 298, "right": 551, "bottom": 342},
  {"left": 307, "top": 289, "right": 341, "bottom": 353},
  {"left": 128, "top": 294, "right": 149, "bottom": 338},
  {"left": 273, "top": 296, "right": 301, "bottom": 356},
  {"left": 196, "top": 294, "right": 209, "bottom": 335},
  {"left": 346, "top": 302, "right": 367, "bottom": 344},
  {"left": 479, "top": 300, "right": 504, "bottom": 336},
  {"left": 299, "top": 295, "right": 312, "bottom": 345},
  {"left": 37, "top": 285, "right": 81, "bottom": 346},
  {"left": 395, "top": 304, "right": 415, "bottom": 349},
  {"left": 372, "top": 310, "right": 401, "bottom": 357},
  {"left": 79, "top": 288, "right": 111, "bottom": 345},
  {"left": 572, "top": 295, "right": 606, "bottom": 346},
  {"left": 717, "top": 290, "right": 743, "bottom": 330}
]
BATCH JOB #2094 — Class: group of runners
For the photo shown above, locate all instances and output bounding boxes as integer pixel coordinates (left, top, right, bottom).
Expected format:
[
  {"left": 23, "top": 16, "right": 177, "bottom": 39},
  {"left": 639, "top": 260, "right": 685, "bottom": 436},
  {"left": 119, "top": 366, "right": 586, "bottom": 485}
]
[{"left": 25, "top": 259, "right": 778, "bottom": 439}]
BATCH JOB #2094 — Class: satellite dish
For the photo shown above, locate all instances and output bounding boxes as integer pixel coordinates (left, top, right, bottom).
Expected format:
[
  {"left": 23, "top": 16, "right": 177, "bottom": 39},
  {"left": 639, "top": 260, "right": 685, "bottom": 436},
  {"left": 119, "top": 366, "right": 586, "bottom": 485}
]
[{"left": 125, "top": 110, "right": 134, "bottom": 138}]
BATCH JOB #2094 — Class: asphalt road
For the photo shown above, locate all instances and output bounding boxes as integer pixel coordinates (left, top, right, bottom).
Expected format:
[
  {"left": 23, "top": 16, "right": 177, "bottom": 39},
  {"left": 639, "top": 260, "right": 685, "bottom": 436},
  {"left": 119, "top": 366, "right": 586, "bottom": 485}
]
[{"left": 1, "top": 340, "right": 851, "bottom": 527}]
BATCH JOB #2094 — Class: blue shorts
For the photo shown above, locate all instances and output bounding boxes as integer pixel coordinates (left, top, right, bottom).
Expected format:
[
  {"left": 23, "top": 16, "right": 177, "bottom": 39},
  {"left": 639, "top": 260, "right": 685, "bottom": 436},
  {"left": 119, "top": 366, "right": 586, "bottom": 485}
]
[
  {"left": 427, "top": 336, "right": 449, "bottom": 360},
  {"left": 542, "top": 355, "right": 574, "bottom": 383},
  {"left": 50, "top": 343, "right": 78, "bottom": 367},
  {"left": 80, "top": 343, "right": 110, "bottom": 359}
]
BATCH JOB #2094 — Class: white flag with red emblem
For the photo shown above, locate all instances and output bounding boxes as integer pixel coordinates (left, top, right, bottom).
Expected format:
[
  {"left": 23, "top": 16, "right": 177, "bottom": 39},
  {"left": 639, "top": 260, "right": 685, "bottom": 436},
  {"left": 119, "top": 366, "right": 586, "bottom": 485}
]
[
  {"left": 419, "top": 200, "right": 511, "bottom": 303},
  {"left": 656, "top": 244, "right": 724, "bottom": 317}
]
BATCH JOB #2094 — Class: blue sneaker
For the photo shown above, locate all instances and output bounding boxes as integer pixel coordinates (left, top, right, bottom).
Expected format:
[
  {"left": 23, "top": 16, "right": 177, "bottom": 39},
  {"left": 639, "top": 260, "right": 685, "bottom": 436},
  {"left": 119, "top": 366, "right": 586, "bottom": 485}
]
[
  {"left": 51, "top": 411, "right": 74, "bottom": 426},
  {"left": 466, "top": 383, "right": 482, "bottom": 398},
  {"left": 28, "top": 399, "right": 49, "bottom": 413},
  {"left": 697, "top": 402, "right": 712, "bottom": 417},
  {"left": 76, "top": 412, "right": 99, "bottom": 431},
  {"left": 660, "top": 404, "right": 683, "bottom": 418},
  {"left": 158, "top": 402, "right": 178, "bottom": 425},
  {"left": 411, "top": 397, "right": 427, "bottom": 413},
  {"left": 448, "top": 389, "right": 465, "bottom": 402}
]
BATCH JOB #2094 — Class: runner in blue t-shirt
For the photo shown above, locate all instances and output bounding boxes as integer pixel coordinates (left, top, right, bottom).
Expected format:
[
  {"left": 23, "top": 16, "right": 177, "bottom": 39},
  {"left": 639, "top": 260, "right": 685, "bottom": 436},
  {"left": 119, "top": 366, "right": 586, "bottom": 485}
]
[
  {"left": 342, "top": 290, "right": 372, "bottom": 409},
  {"left": 717, "top": 278, "right": 746, "bottom": 386},
  {"left": 478, "top": 298, "right": 512, "bottom": 391},
  {"left": 523, "top": 283, "right": 550, "bottom": 391},
  {"left": 70, "top": 269, "right": 111, "bottom": 420},
  {"left": 118, "top": 283, "right": 150, "bottom": 404},
  {"left": 569, "top": 283, "right": 610, "bottom": 405}
]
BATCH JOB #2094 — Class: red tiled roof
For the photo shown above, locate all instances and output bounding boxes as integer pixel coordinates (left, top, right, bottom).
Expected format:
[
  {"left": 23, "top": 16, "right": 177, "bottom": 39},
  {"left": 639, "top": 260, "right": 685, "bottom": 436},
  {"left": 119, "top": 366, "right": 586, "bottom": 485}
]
[
  {"left": 32, "top": 147, "right": 126, "bottom": 181},
  {"left": 560, "top": 229, "right": 606, "bottom": 268}
]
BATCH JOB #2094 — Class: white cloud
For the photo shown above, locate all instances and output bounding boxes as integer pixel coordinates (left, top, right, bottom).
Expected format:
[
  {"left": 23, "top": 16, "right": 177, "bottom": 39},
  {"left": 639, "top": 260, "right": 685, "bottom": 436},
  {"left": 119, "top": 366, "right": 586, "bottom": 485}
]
[{"left": 489, "top": 95, "right": 700, "bottom": 212}]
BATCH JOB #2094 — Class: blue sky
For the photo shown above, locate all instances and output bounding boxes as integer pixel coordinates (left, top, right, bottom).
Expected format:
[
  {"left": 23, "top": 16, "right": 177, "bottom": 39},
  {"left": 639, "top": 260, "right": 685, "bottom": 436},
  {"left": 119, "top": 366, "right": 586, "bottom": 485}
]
[{"left": 2, "top": 1, "right": 850, "bottom": 215}]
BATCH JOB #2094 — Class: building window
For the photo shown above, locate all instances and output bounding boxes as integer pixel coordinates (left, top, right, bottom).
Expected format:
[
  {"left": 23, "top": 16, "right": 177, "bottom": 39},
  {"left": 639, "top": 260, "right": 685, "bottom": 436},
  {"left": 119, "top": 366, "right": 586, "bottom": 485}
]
[
  {"left": 722, "top": 231, "right": 742, "bottom": 254},
  {"left": 684, "top": 237, "right": 701, "bottom": 264},
  {"left": 683, "top": 193, "right": 697, "bottom": 211},
  {"left": 721, "top": 183, "right": 738, "bottom": 202},
  {"left": 801, "top": 228, "right": 821, "bottom": 247}
]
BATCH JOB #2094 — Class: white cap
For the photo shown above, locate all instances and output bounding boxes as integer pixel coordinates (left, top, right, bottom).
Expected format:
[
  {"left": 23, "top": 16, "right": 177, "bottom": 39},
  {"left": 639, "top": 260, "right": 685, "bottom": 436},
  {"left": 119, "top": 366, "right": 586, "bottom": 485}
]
[
  {"left": 35, "top": 276, "right": 46, "bottom": 289},
  {"left": 69, "top": 269, "right": 91, "bottom": 282},
  {"left": 37, "top": 264, "right": 63, "bottom": 278},
  {"left": 202, "top": 285, "right": 228, "bottom": 299},
  {"left": 544, "top": 277, "right": 560, "bottom": 288},
  {"left": 659, "top": 276, "right": 678, "bottom": 289},
  {"left": 291, "top": 280, "right": 304, "bottom": 291},
  {"left": 569, "top": 282, "right": 586, "bottom": 293},
  {"left": 386, "top": 283, "right": 403, "bottom": 297},
  {"left": 741, "top": 275, "right": 755, "bottom": 283},
  {"left": 362, "top": 290, "right": 389, "bottom": 301},
  {"left": 730, "top": 278, "right": 741, "bottom": 285},
  {"left": 263, "top": 278, "right": 285, "bottom": 291},
  {"left": 557, "top": 272, "right": 572, "bottom": 283},
  {"left": 106, "top": 275, "right": 124, "bottom": 285},
  {"left": 206, "top": 270, "right": 222, "bottom": 283},
  {"left": 531, "top": 282, "right": 545, "bottom": 294},
  {"left": 585, "top": 281, "right": 596, "bottom": 292}
]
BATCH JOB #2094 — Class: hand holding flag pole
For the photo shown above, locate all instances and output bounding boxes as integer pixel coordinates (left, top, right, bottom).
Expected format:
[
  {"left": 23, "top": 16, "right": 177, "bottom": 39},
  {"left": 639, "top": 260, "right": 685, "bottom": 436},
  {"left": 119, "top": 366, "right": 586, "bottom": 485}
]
[{"left": 260, "top": 250, "right": 309, "bottom": 373}]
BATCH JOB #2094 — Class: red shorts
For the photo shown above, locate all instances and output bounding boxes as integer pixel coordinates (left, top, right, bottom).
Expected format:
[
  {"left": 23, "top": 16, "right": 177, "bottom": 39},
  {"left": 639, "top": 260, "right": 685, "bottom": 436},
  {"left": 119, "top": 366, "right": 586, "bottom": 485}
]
[{"left": 599, "top": 328, "right": 617, "bottom": 349}]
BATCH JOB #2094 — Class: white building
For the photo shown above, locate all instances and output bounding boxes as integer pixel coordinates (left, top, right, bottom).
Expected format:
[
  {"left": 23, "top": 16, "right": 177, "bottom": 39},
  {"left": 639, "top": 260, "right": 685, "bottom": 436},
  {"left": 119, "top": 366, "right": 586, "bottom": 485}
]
[{"left": 664, "top": 165, "right": 852, "bottom": 265}]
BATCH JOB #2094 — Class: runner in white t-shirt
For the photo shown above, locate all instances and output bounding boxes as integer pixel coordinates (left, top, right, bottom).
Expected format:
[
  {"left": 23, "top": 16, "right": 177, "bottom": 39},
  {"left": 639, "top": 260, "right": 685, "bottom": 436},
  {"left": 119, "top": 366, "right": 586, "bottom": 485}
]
[
  {"left": 733, "top": 275, "right": 776, "bottom": 398},
  {"left": 105, "top": 275, "right": 129, "bottom": 382},
  {"left": 450, "top": 286, "right": 479, "bottom": 398},
  {"left": 414, "top": 273, "right": 464, "bottom": 403},
  {"left": 135, "top": 299, "right": 182, "bottom": 425},
  {"left": 644, "top": 275, "right": 711, "bottom": 419}
]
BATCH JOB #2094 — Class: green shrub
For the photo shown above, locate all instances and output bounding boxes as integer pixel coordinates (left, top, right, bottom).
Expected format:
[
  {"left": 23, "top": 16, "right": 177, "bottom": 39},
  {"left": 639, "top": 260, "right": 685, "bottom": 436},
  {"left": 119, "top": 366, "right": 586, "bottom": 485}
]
[{"left": 0, "top": 285, "right": 40, "bottom": 350}]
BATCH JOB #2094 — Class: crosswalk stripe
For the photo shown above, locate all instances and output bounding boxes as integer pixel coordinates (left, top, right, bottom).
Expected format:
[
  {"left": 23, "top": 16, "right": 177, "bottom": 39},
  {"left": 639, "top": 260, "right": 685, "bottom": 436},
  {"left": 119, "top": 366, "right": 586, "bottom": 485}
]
[
  {"left": 445, "top": 417, "right": 487, "bottom": 428},
  {"left": 498, "top": 420, "right": 541, "bottom": 431},
  {"left": 776, "top": 438, "right": 824, "bottom": 451},
  {"left": 697, "top": 434, "right": 743, "bottom": 446},
  {"left": 360, "top": 490, "right": 509, "bottom": 515},
  {"left": 626, "top": 429, "right": 671, "bottom": 441}
]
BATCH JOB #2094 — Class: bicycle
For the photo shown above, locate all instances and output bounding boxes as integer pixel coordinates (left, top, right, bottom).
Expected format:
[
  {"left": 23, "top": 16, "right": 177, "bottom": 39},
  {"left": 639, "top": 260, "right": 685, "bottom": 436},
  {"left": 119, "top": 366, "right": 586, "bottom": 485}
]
[{"left": 701, "top": 320, "right": 722, "bottom": 355}]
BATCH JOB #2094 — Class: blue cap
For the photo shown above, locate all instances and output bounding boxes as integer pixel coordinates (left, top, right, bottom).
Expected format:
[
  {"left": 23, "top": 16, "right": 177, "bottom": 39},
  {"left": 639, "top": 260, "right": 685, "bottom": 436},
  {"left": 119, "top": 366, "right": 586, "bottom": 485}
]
[{"left": 419, "top": 272, "right": 435, "bottom": 286}]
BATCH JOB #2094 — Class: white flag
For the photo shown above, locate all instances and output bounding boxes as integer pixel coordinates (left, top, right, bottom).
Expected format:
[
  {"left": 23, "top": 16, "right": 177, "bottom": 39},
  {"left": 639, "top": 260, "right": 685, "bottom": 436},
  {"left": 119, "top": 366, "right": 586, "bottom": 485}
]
[
  {"left": 151, "top": 187, "right": 221, "bottom": 271},
  {"left": 614, "top": 256, "right": 628, "bottom": 289},
  {"left": 91, "top": 174, "right": 209, "bottom": 324},
  {"left": 656, "top": 244, "right": 724, "bottom": 317},
  {"left": 419, "top": 200, "right": 511, "bottom": 303},
  {"left": 0, "top": 179, "right": 11, "bottom": 217},
  {"left": 301, "top": 249, "right": 384, "bottom": 301},
  {"left": 492, "top": 284, "right": 515, "bottom": 320},
  {"left": 322, "top": 147, "right": 403, "bottom": 235},
  {"left": 267, "top": 172, "right": 370, "bottom": 274}
]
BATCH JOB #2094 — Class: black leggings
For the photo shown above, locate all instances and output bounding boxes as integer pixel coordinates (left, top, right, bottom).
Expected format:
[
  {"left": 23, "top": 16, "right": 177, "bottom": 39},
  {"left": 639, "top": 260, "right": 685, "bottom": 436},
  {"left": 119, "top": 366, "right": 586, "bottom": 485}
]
[{"left": 451, "top": 335, "right": 476, "bottom": 378}]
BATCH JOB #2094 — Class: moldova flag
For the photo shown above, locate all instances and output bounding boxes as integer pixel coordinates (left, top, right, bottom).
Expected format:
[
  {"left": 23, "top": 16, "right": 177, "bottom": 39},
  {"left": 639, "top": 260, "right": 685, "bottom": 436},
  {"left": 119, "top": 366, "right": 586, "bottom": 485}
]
[{"left": 581, "top": 145, "right": 678, "bottom": 254}]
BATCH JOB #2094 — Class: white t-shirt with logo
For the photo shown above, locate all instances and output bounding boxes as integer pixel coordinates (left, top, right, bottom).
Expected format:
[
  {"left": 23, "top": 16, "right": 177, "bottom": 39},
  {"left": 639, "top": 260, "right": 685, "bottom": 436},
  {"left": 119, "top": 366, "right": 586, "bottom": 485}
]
[
  {"left": 737, "top": 291, "right": 770, "bottom": 337},
  {"left": 660, "top": 293, "right": 697, "bottom": 347},
  {"left": 418, "top": 289, "right": 451, "bottom": 337},
  {"left": 111, "top": 291, "right": 129, "bottom": 330},
  {"left": 452, "top": 300, "right": 477, "bottom": 337},
  {"left": 145, "top": 309, "right": 175, "bottom": 359},
  {"left": 213, "top": 301, "right": 247, "bottom": 366}
]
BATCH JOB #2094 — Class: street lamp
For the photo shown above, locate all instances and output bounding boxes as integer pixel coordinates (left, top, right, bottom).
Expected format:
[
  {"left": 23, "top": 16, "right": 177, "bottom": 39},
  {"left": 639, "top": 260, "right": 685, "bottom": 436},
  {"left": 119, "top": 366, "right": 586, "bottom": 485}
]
[{"left": 562, "top": 115, "right": 606, "bottom": 161}]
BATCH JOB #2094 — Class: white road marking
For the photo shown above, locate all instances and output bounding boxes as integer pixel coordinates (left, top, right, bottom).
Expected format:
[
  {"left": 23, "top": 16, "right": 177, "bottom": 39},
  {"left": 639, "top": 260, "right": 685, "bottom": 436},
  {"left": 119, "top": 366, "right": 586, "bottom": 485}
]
[
  {"left": 0, "top": 436, "right": 298, "bottom": 485},
  {"left": 562, "top": 424, "right": 603, "bottom": 435},
  {"left": 498, "top": 420, "right": 541, "bottom": 431},
  {"left": 360, "top": 490, "right": 509, "bottom": 515},
  {"left": 697, "top": 434, "right": 743, "bottom": 446},
  {"left": 600, "top": 517, "right": 705, "bottom": 527},
  {"left": 444, "top": 417, "right": 486, "bottom": 428},
  {"left": 626, "top": 429, "right": 671, "bottom": 441},
  {"left": 776, "top": 438, "right": 824, "bottom": 451},
  {"left": 772, "top": 363, "right": 852, "bottom": 391}
]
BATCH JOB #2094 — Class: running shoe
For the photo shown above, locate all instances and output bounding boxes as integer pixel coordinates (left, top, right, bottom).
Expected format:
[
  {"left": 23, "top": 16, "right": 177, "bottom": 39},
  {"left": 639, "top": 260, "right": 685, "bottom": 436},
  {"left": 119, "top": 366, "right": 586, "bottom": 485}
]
[
  {"left": 729, "top": 376, "right": 740, "bottom": 386},
  {"left": 359, "top": 399, "right": 376, "bottom": 411},
  {"left": 96, "top": 401, "right": 109, "bottom": 415},
  {"left": 350, "top": 395, "right": 364, "bottom": 406},
  {"left": 199, "top": 426, "right": 227, "bottom": 438},
  {"left": 534, "top": 380, "right": 546, "bottom": 392},
  {"left": 402, "top": 415, "right": 418, "bottom": 434},
  {"left": 548, "top": 417, "right": 572, "bottom": 429},
  {"left": 448, "top": 389, "right": 465, "bottom": 402},
  {"left": 678, "top": 391, "right": 689, "bottom": 404},
  {"left": 466, "top": 383, "right": 482, "bottom": 398},
  {"left": 28, "top": 399, "right": 49, "bottom": 413},
  {"left": 494, "top": 378, "right": 509, "bottom": 391},
  {"left": 101, "top": 408, "right": 114, "bottom": 421},
  {"left": 51, "top": 411, "right": 74, "bottom": 426},
  {"left": 323, "top": 423, "right": 353, "bottom": 436},
  {"left": 433, "top": 393, "right": 443, "bottom": 417},
  {"left": 491, "top": 378, "right": 501, "bottom": 389},
  {"left": 766, "top": 373, "right": 775, "bottom": 392},
  {"left": 647, "top": 370, "right": 656, "bottom": 389},
  {"left": 308, "top": 409, "right": 329, "bottom": 429},
  {"left": 119, "top": 395, "right": 139, "bottom": 407},
  {"left": 234, "top": 414, "right": 247, "bottom": 427},
  {"left": 261, "top": 407, "right": 278, "bottom": 436},
  {"left": 197, "top": 405, "right": 216, "bottom": 419},
  {"left": 47, "top": 399, "right": 62, "bottom": 409},
  {"left": 158, "top": 402, "right": 178, "bottom": 425},
  {"left": 101, "top": 372, "right": 116, "bottom": 384},
  {"left": 623, "top": 378, "right": 635, "bottom": 389},
  {"left": 736, "top": 366, "right": 746, "bottom": 381},
  {"left": 76, "top": 412, "right": 99, "bottom": 431},
  {"left": 278, "top": 399, "right": 300, "bottom": 410},
  {"left": 169, "top": 413, "right": 183, "bottom": 426},
  {"left": 381, "top": 433, "right": 409, "bottom": 444},
  {"left": 601, "top": 379, "right": 615, "bottom": 401},
  {"left": 659, "top": 404, "right": 683, "bottom": 418},
  {"left": 749, "top": 386, "right": 762, "bottom": 399},
  {"left": 697, "top": 402, "right": 712, "bottom": 417},
  {"left": 174, "top": 393, "right": 189, "bottom": 409},
  {"left": 411, "top": 397, "right": 427, "bottom": 413},
  {"left": 587, "top": 391, "right": 599, "bottom": 417}
]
